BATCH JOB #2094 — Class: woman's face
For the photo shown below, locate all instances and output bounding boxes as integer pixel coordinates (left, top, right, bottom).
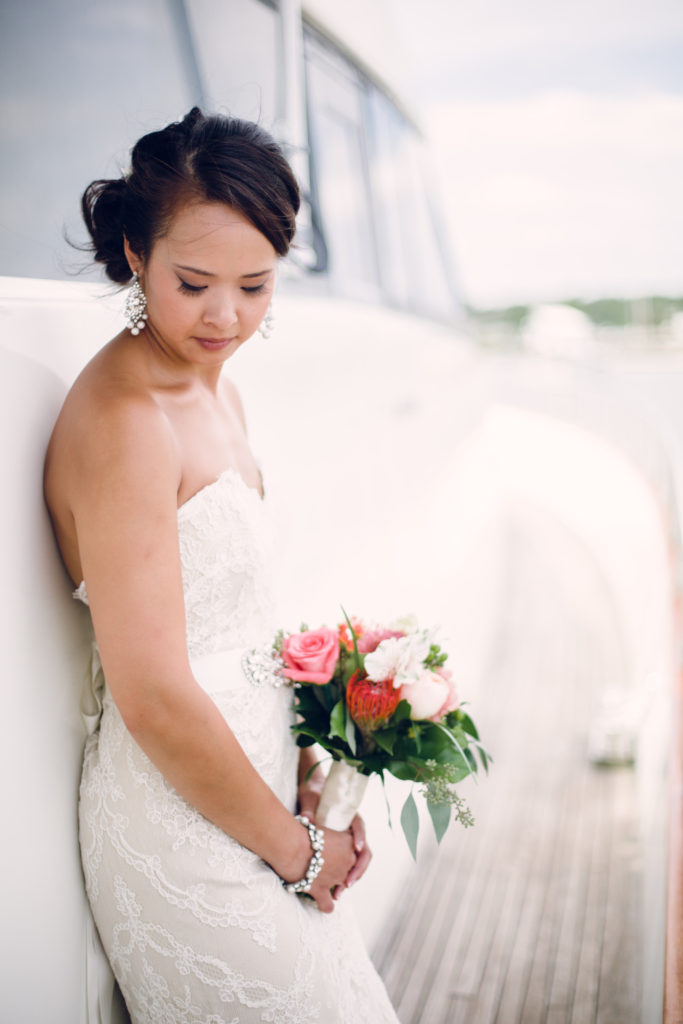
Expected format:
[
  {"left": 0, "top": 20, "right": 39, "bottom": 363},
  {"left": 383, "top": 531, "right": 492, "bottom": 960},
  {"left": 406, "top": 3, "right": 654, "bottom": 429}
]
[{"left": 127, "top": 201, "right": 278, "bottom": 366}]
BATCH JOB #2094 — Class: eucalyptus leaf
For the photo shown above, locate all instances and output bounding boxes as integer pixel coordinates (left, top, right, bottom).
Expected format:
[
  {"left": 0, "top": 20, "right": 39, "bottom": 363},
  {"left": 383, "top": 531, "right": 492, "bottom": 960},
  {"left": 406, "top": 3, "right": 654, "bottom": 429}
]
[
  {"left": 427, "top": 800, "right": 451, "bottom": 844},
  {"left": 379, "top": 773, "right": 393, "bottom": 830},
  {"left": 386, "top": 760, "right": 421, "bottom": 782},
  {"left": 400, "top": 792, "right": 420, "bottom": 860}
]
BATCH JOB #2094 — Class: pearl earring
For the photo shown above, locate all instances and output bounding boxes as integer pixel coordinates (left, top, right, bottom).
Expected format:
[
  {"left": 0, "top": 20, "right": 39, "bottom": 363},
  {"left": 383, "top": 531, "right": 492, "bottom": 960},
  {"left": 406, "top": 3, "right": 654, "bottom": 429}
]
[
  {"left": 124, "top": 273, "right": 148, "bottom": 335},
  {"left": 258, "top": 304, "right": 274, "bottom": 339}
]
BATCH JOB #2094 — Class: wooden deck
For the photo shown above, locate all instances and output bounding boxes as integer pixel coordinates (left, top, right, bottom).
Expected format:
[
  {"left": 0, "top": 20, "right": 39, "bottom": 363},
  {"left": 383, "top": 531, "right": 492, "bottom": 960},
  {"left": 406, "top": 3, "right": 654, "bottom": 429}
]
[{"left": 374, "top": 506, "right": 651, "bottom": 1024}]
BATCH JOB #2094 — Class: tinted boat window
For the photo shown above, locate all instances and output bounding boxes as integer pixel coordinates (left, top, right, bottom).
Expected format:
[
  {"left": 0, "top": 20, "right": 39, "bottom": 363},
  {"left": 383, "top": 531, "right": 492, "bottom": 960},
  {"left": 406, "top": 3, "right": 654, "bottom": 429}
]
[
  {"left": 366, "top": 89, "right": 457, "bottom": 321},
  {"left": 0, "top": 0, "right": 193, "bottom": 280},
  {"left": 185, "top": 0, "right": 281, "bottom": 127},
  {"left": 304, "top": 32, "right": 380, "bottom": 299},
  {"left": 304, "top": 24, "right": 460, "bottom": 322}
]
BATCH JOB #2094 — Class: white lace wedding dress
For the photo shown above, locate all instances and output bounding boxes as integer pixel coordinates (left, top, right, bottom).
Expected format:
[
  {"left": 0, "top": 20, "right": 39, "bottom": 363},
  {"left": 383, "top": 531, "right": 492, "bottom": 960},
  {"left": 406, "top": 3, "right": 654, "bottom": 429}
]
[{"left": 76, "top": 469, "right": 399, "bottom": 1023}]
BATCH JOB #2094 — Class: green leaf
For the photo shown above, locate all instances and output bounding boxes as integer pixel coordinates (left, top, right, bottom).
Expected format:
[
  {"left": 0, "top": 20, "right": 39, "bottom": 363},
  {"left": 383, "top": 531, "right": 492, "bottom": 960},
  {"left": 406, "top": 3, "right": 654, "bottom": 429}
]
[
  {"left": 434, "top": 722, "right": 476, "bottom": 780},
  {"left": 400, "top": 791, "right": 420, "bottom": 860},
  {"left": 459, "top": 712, "right": 480, "bottom": 739},
  {"left": 312, "top": 683, "right": 337, "bottom": 713},
  {"left": 304, "top": 757, "right": 330, "bottom": 782},
  {"left": 468, "top": 737, "right": 492, "bottom": 772},
  {"left": 341, "top": 606, "right": 363, "bottom": 674},
  {"left": 373, "top": 728, "right": 397, "bottom": 755},
  {"left": 427, "top": 800, "right": 451, "bottom": 844},
  {"left": 345, "top": 704, "right": 357, "bottom": 756},
  {"left": 292, "top": 724, "right": 327, "bottom": 745},
  {"left": 392, "top": 700, "right": 412, "bottom": 724},
  {"left": 329, "top": 700, "right": 347, "bottom": 742},
  {"left": 379, "top": 772, "right": 393, "bottom": 830}
]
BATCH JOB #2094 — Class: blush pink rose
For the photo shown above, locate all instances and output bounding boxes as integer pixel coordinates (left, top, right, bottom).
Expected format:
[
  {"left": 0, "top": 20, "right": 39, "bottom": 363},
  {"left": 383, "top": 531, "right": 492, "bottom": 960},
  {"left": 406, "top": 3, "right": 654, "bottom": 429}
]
[
  {"left": 281, "top": 628, "right": 340, "bottom": 684},
  {"left": 434, "top": 667, "right": 460, "bottom": 720},
  {"left": 399, "top": 668, "right": 460, "bottom": 722},
  {"left": 356, "top": 628, "right": 405, "bottom": 654}
]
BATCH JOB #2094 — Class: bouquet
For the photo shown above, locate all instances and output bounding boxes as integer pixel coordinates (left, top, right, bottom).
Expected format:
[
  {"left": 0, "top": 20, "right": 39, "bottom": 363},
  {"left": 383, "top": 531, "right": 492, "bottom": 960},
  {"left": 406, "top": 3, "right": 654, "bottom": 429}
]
[{"left": 249, "top": 613, "right": 489, "bottom": 856}]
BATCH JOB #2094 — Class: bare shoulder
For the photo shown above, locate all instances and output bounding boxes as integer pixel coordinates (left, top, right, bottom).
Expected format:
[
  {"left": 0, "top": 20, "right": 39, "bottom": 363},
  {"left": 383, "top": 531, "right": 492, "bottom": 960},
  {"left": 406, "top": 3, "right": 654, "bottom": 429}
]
[{"left": 45, "top": 346, "right": 181, "bottom": 524}]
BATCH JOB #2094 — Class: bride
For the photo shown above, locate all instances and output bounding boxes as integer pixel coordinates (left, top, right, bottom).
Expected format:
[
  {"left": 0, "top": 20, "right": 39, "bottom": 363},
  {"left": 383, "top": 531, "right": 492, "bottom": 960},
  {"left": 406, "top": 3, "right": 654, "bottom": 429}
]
[{"left": 44, "top": 108, "right": 399, "bottom": 1023}]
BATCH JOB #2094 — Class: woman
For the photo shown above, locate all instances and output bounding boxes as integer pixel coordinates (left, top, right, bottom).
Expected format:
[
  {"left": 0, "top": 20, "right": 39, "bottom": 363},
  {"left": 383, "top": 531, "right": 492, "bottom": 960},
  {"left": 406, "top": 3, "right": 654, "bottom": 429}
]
[{"left": 44, "top": 108, "right": 399, "bottom": 1023}]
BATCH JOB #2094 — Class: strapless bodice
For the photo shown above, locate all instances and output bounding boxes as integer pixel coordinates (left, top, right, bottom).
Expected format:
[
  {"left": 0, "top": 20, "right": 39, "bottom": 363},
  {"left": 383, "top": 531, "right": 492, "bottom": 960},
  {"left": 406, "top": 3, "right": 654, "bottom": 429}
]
[{"left": 176, "top": 468, "right": 276, "bottom": 657}]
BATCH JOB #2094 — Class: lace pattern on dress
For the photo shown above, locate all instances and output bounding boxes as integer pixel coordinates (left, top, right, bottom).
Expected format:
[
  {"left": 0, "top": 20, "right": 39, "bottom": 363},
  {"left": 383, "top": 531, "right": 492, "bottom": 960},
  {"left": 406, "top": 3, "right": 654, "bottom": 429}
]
[{"left": 78, "top": 470, "right": 400, "bottom": 1022}]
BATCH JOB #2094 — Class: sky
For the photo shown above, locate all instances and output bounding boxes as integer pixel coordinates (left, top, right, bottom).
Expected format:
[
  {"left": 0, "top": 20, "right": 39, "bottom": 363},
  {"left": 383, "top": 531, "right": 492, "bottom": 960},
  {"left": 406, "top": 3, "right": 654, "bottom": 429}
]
[{"left": 393, "top": 0, "right": 683, "bottom": 308}]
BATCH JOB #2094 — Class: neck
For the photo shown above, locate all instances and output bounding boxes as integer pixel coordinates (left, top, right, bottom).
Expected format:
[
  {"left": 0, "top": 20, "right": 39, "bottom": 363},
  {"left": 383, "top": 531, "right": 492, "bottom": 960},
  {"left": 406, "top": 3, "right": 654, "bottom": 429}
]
[{"left": 127, "top": 325, "right": 227, "bottom": 395}]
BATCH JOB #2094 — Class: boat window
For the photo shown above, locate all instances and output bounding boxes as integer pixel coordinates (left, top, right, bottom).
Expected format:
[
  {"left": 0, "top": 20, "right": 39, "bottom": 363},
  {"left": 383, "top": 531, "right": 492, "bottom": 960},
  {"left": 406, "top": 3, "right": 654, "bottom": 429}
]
[
  {"left": 303, "top": 32, "right": 380, "bottom": 300},
  {"left": 366, "top": 89, "right": 457, "bottom": 321},
  {"left": 303, "top": 24, "right": 459, "bottom": 321},
  {"left": 0, "top": 0, "right": 281, "bottom": 282},
  {"left": 185, "top": 0, "right": 282, "bottom": 127},
  {"left": 0, "top": 0, "right": 194, "bottom": 281}
]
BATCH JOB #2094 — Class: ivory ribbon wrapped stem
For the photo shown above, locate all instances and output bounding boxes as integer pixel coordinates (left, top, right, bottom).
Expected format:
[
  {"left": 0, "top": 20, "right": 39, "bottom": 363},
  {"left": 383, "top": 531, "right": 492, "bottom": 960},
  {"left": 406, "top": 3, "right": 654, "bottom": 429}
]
[{"left": 315, "top": 760, "right": 370, "bottom": 830}]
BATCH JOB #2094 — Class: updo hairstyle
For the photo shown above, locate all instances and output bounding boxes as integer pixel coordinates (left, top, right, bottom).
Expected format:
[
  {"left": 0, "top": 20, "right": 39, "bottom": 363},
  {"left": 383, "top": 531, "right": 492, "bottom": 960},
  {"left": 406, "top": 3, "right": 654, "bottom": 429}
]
[{"left": 81, "top": 108, "right": 301, "bottom": 284}]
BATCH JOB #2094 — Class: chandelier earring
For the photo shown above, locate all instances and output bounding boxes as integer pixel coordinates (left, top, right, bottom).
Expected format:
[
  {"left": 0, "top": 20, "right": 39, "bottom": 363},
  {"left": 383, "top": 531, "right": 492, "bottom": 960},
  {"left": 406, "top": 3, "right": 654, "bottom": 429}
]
[
  {"left": 258, "top": 303, "right": 274, "bottom": 339},
  {"left": 124, "top": 273, "right": 148, "bottom": 335}
]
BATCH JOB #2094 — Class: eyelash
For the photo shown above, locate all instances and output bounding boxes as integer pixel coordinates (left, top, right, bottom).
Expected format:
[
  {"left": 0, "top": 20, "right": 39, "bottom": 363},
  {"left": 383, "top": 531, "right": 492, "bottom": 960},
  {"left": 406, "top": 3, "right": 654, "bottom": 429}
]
[
  {"left": 177, "top": 278, "right": 267, "bottom": 296},
  {"left": 177, "top": 279, "right": 206, "bottom": 294}
]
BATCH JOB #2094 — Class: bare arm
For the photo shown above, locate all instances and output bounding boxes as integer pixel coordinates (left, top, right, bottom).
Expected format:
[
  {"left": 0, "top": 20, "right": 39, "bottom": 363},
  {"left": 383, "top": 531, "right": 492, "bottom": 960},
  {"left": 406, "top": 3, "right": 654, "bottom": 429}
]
[{"left": 70, "top": 397, "right": 354, "bottom": 910}]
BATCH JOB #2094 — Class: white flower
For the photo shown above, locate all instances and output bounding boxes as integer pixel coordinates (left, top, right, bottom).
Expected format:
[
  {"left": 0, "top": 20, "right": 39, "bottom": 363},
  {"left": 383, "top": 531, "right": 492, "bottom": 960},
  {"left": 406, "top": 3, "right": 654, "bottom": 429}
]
[
  {"left": 390, "top": 613, "right": 419, "bottom": 634},
  {"left": 364, "top": 632, "right": 431, "bottom": 687}
]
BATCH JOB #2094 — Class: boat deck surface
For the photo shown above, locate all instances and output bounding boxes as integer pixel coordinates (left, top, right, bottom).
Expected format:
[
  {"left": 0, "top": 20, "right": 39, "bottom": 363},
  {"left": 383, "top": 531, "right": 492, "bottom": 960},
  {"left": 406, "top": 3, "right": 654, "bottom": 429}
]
[{"left": 374, "top": 507, "right": 649, "bottom": 1024}]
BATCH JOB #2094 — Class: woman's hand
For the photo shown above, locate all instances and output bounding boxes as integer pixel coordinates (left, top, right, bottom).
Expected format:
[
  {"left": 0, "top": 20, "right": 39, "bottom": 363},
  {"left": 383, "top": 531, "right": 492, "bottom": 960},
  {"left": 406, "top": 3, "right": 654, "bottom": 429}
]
[
  {"left": 297, "top": 791, "right": 373, "bottom": 906},
  {"left": 307, "top": 826, "right": 357, "bottom": 913},
  {"left": 296, "top": 749, "right": 373, "bottom": 908},
  {"left": 345, "top": 813, "right": 372, "bottom": 890}
]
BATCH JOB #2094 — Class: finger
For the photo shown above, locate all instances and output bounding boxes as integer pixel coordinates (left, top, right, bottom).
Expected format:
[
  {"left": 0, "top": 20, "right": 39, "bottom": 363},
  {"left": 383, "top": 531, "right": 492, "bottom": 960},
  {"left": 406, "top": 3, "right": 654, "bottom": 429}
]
[
  {"left": 346, "top": 844, "right": 372, "bottom": 887},
  {"left": 350, "top": 814, "right": 366, "bottom": 855},
  {"left": 313, "top": 889, "right": 335, "bottom": 913},
  {"left": 297, "top": 800, "right": 318, "bottom": 822},
  {"left": 297, "top": 791, "right": 322, "bottom": 821}
]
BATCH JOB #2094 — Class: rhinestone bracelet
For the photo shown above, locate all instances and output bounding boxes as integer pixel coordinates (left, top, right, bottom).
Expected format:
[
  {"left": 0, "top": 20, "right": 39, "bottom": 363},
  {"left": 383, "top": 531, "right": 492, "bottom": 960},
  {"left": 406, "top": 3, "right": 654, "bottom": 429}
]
[{"left": 282, "top": 814, "right": 325, "bottom": 894}]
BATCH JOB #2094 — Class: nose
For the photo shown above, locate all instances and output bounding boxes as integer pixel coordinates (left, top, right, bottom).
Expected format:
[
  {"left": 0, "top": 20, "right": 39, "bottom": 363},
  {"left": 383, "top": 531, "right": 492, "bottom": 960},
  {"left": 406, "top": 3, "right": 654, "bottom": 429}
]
[{"left": 202, "top": 289, "right": 238, "bottom": 331}]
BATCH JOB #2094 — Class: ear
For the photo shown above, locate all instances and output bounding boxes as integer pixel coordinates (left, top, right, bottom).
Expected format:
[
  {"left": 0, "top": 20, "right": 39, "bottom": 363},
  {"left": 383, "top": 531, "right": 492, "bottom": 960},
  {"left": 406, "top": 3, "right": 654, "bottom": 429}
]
[{"left": 123, "top": 236, "right": 144, "bottom": 278}]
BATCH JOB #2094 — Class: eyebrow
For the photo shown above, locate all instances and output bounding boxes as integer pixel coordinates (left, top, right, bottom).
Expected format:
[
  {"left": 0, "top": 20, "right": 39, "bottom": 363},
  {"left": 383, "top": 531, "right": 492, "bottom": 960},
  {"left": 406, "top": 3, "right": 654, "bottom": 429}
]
[{"left": 174, "top": 263, "right": 273, "bottom": 280}]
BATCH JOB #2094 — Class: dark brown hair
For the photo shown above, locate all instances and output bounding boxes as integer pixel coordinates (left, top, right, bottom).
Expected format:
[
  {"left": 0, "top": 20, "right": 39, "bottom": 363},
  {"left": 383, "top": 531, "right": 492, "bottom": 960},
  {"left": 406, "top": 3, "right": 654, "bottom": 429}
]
[{"left": 81, "top": 108, "right": 300, "bottom": 284}]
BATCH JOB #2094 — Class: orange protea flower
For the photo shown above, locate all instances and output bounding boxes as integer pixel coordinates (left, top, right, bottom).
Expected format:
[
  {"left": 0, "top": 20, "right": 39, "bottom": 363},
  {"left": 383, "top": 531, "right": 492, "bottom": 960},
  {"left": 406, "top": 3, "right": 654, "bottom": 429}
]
[{"left": 346, "top": 670, "right": 400, "bottom": 732}]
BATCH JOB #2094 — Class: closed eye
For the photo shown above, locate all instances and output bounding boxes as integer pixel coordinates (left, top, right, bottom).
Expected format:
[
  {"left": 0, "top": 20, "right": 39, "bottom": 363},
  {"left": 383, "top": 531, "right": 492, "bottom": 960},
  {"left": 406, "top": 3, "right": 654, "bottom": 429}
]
[
  {"left": 177, "top": 277, "right": 207, "bottom": 294},
  {"left": 241, "top": 283, "right": 267, "bottom": 294}
]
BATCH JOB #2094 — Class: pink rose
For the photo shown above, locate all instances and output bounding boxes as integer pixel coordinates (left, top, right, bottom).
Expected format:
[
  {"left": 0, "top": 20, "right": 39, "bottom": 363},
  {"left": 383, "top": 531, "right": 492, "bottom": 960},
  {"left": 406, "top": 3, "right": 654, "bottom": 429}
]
[
  {"left": 281, "top": 628, "right": 340, "bottom": 684},
  {"left": 399, "top": 668, "right": 459, "bottom": 722},
  {"left": 356, "top": 628, "right": 405, "bottom": 654},
  {"left": 434, "top": 667, "right": 460, "bottom": 719}
]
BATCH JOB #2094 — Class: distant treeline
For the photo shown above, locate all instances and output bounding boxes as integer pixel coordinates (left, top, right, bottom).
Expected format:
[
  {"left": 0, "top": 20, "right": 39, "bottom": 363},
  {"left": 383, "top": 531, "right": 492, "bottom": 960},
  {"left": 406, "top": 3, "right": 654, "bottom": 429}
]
[{"left": 469, "top": 296, "right": 683, "bottom": 329}]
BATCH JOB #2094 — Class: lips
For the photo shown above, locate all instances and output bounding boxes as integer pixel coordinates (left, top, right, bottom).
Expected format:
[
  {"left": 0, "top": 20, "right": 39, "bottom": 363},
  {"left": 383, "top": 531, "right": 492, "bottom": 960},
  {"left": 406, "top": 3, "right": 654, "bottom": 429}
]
[{"left": 195, "top": 336, "right": 237, "bottom": 350}]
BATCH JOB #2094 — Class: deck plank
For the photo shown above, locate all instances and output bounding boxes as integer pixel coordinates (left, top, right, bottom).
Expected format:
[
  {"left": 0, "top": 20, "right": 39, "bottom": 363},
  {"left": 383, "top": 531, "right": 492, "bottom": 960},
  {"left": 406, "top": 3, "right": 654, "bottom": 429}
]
[{"left": 375, "top": 506, "right": 645, "bottom": 1023}]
